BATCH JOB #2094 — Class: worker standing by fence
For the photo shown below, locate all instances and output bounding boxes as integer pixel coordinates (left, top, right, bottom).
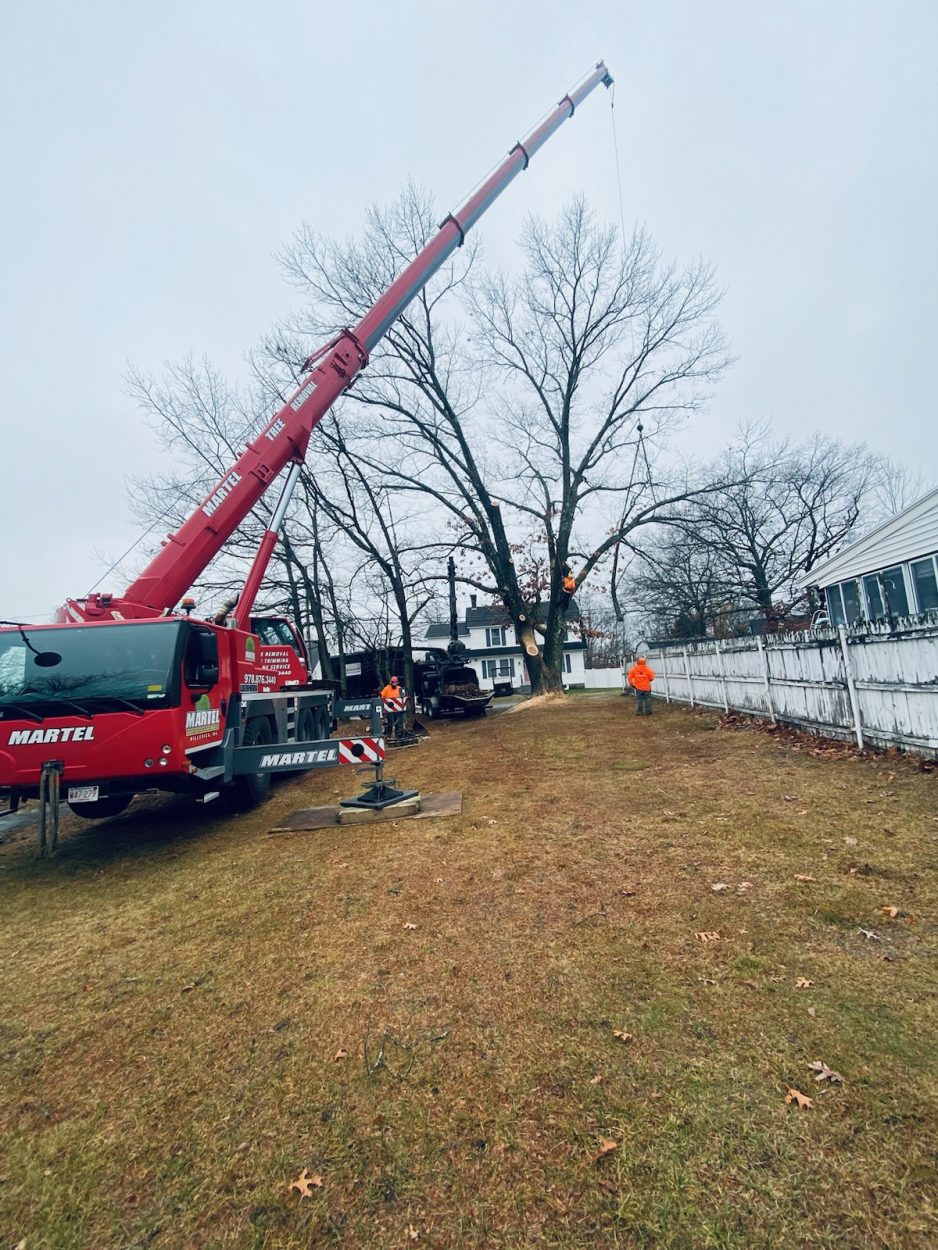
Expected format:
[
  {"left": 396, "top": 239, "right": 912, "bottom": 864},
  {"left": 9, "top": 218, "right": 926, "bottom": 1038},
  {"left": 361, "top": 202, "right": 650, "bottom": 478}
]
[
  {"left": 627, "top": 655, "right": 656, "bottom": 716},
  {"left": 380, "top": 675, "right": 407, "bottom": 742}
]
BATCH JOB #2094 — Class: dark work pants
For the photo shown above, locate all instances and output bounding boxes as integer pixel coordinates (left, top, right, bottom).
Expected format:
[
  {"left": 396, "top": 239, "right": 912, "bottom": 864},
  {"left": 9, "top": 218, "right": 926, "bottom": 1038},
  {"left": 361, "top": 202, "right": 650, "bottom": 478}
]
[{"left": 635, "top": 690, "right": 653, "bottom": 716}]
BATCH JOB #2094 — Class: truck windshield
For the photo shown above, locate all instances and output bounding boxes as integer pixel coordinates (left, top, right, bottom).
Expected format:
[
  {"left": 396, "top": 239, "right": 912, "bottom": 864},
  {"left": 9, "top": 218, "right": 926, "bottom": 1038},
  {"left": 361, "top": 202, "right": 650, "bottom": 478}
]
[{"left": 0, "top": 622, "right": 182, "bottom": 715}]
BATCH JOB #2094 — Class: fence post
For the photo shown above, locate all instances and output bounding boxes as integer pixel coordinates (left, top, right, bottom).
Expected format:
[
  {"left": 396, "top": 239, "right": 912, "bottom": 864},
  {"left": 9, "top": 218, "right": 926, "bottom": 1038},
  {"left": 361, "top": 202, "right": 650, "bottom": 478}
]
[
  {"left": 683, "top": 647, "right": 695, "bottom": 708},
  {"left": 838, "top": 625, "right": 865, "bottom": 749},
  {"left": 716, "top": 640, "right": 729, "bottom": 713},
  {"left": 660, "top": 650, "right": 671, "bottom": 703},
  {"left": 757, "top": 635, "right": 776, "bottom": 723}
]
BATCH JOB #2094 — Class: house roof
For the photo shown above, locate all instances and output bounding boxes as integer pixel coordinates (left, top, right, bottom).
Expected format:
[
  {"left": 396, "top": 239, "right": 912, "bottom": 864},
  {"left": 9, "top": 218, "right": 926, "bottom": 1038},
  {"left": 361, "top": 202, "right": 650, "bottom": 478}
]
[
  {"left": 424, "top": 622, "right": 470, "bottom": 639},
  {"left": 795, "top": 486, "right": 938, "bottom": 590},
  {"left": 422, "top": 599, "right": 580, "bottom": 639}
]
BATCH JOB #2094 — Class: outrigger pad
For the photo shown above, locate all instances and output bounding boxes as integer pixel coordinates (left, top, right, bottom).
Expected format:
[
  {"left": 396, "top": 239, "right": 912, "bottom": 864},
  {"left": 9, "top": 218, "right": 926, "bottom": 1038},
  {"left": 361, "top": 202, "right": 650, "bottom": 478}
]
[{"left": 340, "top": 782, "right": 421, "bottom": 811}]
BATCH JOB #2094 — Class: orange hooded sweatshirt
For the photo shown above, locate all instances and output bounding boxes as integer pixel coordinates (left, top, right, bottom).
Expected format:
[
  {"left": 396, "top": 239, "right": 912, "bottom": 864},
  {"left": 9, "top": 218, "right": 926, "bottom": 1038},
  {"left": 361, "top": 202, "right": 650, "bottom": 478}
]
[{"left": 627, "top": 661, "right": 655, "bottom": 692}]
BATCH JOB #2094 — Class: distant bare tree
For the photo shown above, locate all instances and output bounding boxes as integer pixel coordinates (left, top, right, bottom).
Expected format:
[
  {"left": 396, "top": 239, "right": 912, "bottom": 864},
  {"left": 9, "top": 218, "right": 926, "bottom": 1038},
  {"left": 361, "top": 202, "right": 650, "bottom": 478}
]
[
  {"left": 621, "top": 528, "right": 728, "bottom": 640},
  {"left": 657, "top": 426, "right": 879, "bottom": 626}
]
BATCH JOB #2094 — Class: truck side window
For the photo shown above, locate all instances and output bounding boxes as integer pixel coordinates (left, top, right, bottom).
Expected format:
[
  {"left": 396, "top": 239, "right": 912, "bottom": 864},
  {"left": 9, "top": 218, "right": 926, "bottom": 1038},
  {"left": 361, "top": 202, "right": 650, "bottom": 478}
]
[
  {"left": 275, "top": 620, "right": 301, "bottom": 653},
  {"left": 183, "top": 628, "right": 218, "bottom": 687},
  {"left": 251, "top": 619, "right": 280, "bottom": 646}
]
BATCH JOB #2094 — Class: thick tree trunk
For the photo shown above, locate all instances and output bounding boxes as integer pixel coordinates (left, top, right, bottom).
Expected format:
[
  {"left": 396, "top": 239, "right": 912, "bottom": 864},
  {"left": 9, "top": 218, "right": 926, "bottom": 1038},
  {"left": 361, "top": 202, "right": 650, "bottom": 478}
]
[{"left": 514, "top": 615, "right": 564, "bottom": 694}]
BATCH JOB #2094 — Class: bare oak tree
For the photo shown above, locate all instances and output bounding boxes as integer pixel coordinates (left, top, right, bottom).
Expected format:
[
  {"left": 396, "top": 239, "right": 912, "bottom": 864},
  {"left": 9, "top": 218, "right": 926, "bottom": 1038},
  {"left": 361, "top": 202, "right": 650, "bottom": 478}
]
[{"left": 274, "top": 190, "right": 730, "bottom": 692}]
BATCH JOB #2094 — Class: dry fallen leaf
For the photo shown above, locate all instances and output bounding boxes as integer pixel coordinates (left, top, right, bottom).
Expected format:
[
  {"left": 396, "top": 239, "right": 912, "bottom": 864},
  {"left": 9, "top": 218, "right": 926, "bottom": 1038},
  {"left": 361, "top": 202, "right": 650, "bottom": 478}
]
[
  {"left": 406, "top": 1226, "right": 419, "bottom": 1242},
  {"left": 807, "top": 1006, "right": 816, "bottom": 1018},
  {"left": 858, "top": 927, "right": 880, "bottom": 940},
  {"left": 333, "top": 1048, "right": 348, "bottom": 1062},
  {"left": 785, "top": 1088, "right": 813, "bottom": 1110},
  {"left": 880, "top": 906, "right": 900, "bottom": 919},
  {"left": 402, "top": 922, "right": 418, "bottom": 930},
  {"left": 843, "top": 836, "right": 858, "bottom": 846},
  {"left": 807, "top": 1060, "right": 843, "bottom": 1084},
  {"left": 589, "top": 1074, "right": 604, "bottom": 1085},
  {"left": 742, "top": 979, "right": 760, "bottom": 989},
  {"left": 710, "top": 883, "right": 729, "bottom": 892},
  {"left": 794, "top": 874, "right": 817, "bottom": 882},
  {"left": 592, "top": 1138, "right": 619, "bottom": 1163},
  {"left": 612, "top": 1030, "right": 633, "bottom": 1043},
  {"left": 769, "top": 975, "right": 785, "bottom": 983},
  {"left": 795, "top": 977, "right": 813, "bottom": 989},
  {"left": 290, "top": 1168, "right": 323, "bottom": 1197},
  {"left": 783, "top": 794, "right": 797, "bottom": 801},
  {"left": 695, "top": 931, "right": 720, "bottom": 942},
  {"left": 737, "top": 881, "right": 753, "bottom": 891}
]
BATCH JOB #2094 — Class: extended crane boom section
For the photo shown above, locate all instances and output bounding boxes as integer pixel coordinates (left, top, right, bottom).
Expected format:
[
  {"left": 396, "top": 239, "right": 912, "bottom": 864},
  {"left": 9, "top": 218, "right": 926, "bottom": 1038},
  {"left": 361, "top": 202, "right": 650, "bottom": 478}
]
[{"left": 61, "top": 62, "right": 612, "bottom": 623}]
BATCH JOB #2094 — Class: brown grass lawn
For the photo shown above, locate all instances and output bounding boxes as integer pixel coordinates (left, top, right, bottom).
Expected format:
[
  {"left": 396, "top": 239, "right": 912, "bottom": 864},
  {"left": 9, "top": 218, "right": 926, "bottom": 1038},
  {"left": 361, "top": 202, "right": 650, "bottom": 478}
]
[{"left": 1, "top": 696, "right": 936, "bottom": 1249}]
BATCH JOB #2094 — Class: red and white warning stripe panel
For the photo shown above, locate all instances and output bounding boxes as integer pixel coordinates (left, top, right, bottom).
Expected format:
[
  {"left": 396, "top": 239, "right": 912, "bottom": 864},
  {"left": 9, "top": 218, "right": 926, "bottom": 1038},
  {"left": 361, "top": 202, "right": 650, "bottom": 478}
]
[
  {"left": 338, "top": 736, "right": 385, "bottom": 765},
  {"left": 382, "top": 697, "right": 405, "bottom": 712}
]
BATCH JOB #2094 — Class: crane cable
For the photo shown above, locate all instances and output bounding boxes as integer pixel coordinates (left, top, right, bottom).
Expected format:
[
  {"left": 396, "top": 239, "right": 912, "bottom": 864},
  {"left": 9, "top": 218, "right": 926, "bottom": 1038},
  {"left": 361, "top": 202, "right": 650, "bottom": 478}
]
[
  {"left": 609, "top": 81, "right": 629, "bottom": 248},
  {"left": 610, "top": 88, "right": 656, "bottom": 505}
]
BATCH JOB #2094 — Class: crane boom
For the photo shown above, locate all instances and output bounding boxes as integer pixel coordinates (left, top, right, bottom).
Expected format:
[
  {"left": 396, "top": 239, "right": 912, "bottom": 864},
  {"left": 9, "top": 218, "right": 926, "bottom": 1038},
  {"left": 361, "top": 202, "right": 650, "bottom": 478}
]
[{"left": 63, "top": 62, "right": 612, "bottom": 623}]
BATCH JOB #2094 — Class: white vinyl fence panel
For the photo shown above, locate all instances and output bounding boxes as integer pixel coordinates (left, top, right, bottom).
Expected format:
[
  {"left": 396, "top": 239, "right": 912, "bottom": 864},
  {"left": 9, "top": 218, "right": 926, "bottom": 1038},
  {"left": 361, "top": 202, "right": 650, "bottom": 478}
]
[
  {"left": 578, "top": 668, "right": 626, "bottom": 690},
  {"left": 646, "top": 618, "right": 938, "bottom": 757}
]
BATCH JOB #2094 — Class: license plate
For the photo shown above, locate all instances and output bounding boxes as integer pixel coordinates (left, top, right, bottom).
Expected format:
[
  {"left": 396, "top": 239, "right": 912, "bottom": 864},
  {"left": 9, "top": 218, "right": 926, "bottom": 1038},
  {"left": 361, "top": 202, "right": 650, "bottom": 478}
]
[{"left": 67, "top": 785, "right": 99, "bottom": 803}]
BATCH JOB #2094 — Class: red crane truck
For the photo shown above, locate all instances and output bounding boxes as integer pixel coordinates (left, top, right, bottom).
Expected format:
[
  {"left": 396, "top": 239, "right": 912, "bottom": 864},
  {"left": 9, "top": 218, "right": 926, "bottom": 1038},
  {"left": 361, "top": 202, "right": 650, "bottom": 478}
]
[{"left": 0, "top": 64, "right": 612, "bottom": 835}]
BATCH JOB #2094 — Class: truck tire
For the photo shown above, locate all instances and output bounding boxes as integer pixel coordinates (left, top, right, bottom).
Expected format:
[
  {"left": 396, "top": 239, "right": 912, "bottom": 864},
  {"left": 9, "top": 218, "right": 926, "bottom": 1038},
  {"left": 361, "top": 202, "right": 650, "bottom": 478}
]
[
  {"left": 230, "top": 717, "right": 274, "bottom": 808},
  {"left": 67, "top": 794, "right": 133, "bottom": 820}
]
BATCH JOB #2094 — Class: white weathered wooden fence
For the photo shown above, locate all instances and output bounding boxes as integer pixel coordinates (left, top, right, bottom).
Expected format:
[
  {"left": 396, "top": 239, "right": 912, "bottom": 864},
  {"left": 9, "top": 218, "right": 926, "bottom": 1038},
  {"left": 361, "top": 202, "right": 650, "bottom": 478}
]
[{"left": 645, "top": 618, "right": 938, "bottom": 757}]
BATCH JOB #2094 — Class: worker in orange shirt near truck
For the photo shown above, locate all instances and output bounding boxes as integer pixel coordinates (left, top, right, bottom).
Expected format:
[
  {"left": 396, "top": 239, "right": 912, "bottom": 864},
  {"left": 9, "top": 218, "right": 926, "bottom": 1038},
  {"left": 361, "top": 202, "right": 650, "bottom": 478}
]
[
  {"left": 627, "top": 655, "right": 656, "bottom": 716},
  {"left": 379, "top": 675, "right": 407, "bottom": 742}
]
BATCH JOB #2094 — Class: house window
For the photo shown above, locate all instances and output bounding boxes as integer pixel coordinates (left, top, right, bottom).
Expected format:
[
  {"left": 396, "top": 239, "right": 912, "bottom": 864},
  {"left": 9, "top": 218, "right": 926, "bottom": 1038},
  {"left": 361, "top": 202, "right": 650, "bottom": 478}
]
[
  {"left": 826, "top": 586, "right": 846, "bottom": 626},
  {"left": 911, "top": 556, "right": 938, "bottom": 612},
  {"left": 563, "top": 652, "right": 572, "bottom": 674},
  {"left": 482, "top": 657, "right": 515, "bottom": 679},
  {"left": 485, "top": 627, "right": 506, "bottom": 647},
  {"left": 880, "top": 566, "right": 909, "bottom": 617},
  {"left": 863, "top": 575, "right": 885, "bottom": 620},
  {"left": 841, "top": 580, "right": 861, "bottom": 625}
]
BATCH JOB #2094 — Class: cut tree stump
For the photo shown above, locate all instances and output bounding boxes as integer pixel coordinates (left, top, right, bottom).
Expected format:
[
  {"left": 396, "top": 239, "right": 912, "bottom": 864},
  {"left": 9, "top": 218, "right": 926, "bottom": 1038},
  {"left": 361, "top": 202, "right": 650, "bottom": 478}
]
[{"left": 269, "top": 791, "right": 463, "bottom": 835}]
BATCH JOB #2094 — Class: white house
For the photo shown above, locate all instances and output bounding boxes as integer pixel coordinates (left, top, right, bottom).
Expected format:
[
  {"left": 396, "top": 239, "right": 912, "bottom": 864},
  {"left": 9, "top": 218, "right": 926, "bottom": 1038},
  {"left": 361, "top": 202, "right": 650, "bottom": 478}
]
[
  {"left": 795, "top": 486, "right": 938, "bottom": 626},
  {"left": 419, "top": 595, "right": 587, "bottom": 691}
]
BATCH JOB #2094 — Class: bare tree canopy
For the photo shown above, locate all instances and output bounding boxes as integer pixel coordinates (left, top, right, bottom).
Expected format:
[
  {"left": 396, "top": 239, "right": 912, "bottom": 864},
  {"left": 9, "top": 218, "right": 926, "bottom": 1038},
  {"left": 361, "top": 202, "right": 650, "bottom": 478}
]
[
  {"left": 273, "top": 189, "right": 730, "bottom": 691},
  {"left": 624, "top": 424, "right": 883, "bottom": 637}
]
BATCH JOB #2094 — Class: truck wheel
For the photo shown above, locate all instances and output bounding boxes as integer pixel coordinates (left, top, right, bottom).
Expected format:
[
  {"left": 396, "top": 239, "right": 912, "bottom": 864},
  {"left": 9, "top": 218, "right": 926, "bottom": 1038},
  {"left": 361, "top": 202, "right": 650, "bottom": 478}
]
[
  {"left": 231, "top": 717, "right": 273, "bottom": 808},
  {"left": 67, "top": 795, "right": 133, "bottom": 820}
]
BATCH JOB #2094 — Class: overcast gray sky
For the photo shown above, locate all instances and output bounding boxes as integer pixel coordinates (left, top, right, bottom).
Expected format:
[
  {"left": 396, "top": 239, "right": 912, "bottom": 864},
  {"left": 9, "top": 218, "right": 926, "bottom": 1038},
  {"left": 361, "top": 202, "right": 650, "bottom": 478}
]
[{"left": 2, "top": 0, "right": 936, "bottom": 621}]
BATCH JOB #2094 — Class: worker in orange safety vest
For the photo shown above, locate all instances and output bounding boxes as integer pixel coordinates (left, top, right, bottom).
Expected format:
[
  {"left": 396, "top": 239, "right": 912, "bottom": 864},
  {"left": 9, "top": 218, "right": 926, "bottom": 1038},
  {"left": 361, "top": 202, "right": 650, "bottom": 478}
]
[
  {"left": 379, "top": 675, "right": 407, "bottom": 740},
  {"left": 627, "top": 655, "right": 656, "bottom": 716}
]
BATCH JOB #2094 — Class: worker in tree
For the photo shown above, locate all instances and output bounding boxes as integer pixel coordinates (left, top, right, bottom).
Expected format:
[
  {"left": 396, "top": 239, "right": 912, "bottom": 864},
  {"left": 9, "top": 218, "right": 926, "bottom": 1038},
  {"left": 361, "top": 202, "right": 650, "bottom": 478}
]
[
  {"left": 379, "top": 675, "right": 406, "bottom": 742},
  {"left": 561, "top": 564, "right": 576, "bottom": 605},
  {"left": 627, "top": 655, "right": 656, "bottom": 716}
]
